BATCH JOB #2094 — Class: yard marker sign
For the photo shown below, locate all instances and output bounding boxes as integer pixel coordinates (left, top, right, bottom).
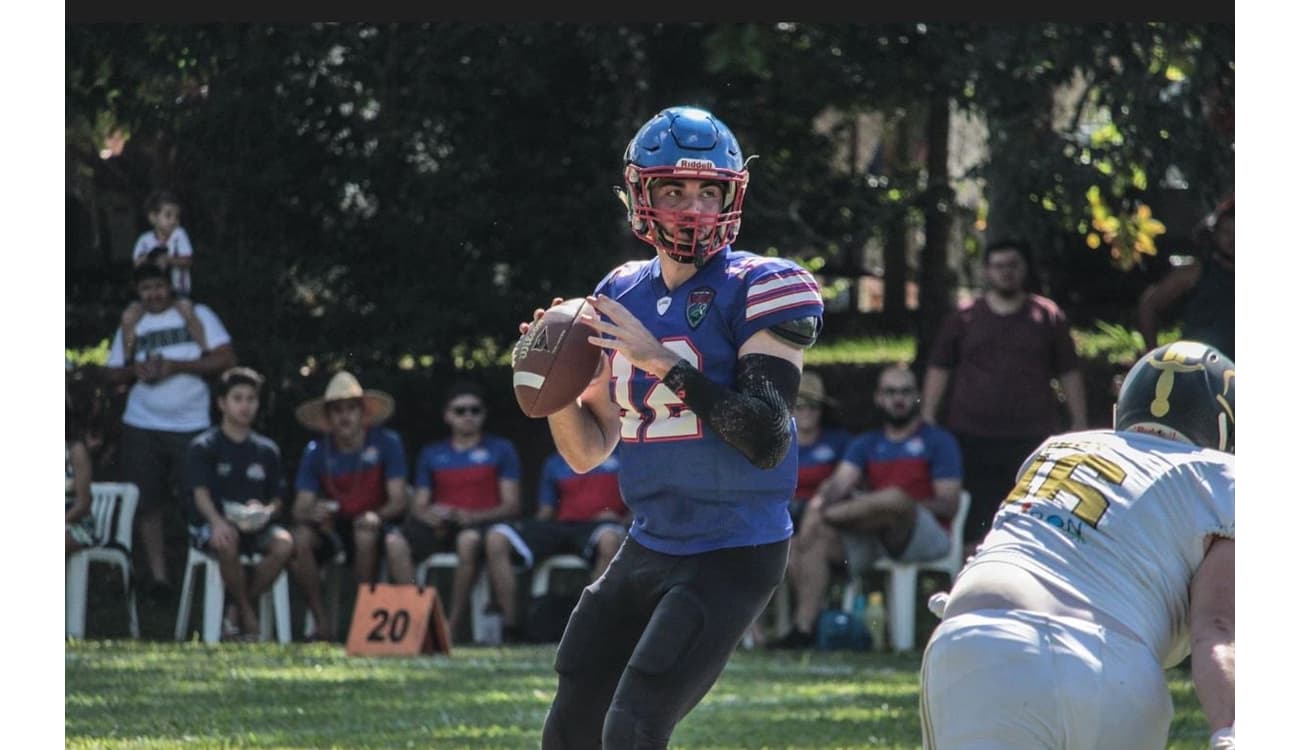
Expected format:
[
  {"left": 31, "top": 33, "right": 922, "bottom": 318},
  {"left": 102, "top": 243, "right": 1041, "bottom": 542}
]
[{"left": 346, "top": 583, "right": 451, "bottom": 657}]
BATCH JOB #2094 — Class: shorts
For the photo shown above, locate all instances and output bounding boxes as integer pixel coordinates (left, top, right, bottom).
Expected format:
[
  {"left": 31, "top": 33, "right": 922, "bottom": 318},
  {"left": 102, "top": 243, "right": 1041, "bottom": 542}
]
[
  {"left": 66, "top": 507, "right": 97, "bottom": 547},
  {"left": 401, "top": 516, "right": 494, "bottom": 564},
  {"left": 189, "top": 522, "right": 288, "bottom": 558},
  {"left": 311, "top": 515, "right": 402, "bottom": 566},
  {"left": 488, "top": 519, "right": 628, "bottom": 569},
  {"left": 120, "top": 425, "right": 203, "bottom": 513},
  {"left": 920, "top": 608, "right": 1171, "bottom": 750},
  {"left": 842, "top": 503, "right": 949, "bottom": 576}
]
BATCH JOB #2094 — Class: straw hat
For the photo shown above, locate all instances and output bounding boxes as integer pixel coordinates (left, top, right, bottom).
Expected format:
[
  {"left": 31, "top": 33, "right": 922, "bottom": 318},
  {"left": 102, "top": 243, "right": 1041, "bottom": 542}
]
[
  {"left": 294, "top": 371, "right": 395, "bottom": 433},
  {"left": 797, "top": 370, "right": 839, "bottom": 408}
]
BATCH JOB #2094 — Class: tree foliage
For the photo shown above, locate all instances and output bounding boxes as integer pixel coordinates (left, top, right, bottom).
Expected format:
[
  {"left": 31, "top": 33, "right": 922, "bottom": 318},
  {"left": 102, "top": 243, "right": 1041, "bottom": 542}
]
[{"left": 67, "top": 22, "right": 1232, "bottom": 377}]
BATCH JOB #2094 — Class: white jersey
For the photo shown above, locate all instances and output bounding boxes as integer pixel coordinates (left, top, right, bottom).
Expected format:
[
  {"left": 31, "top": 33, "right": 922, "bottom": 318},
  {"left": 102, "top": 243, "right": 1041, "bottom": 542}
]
[
  {"left": 967, "top": 429, "right": 1234, "bottom": 668},
  {"left": 106, "top": 303, "right": 231, "bottom": 432}
]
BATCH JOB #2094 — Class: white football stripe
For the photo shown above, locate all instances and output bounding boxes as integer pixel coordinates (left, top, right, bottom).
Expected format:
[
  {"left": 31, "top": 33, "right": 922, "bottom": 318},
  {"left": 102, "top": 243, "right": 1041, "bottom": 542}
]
[
  {"left": 513, "top": 371, "right": 546, "bottom": 389},
  {"left": 747, "top": 273, "right": 816, "bottom": 298},
  {"left": 746, "top": 289, "right": 823, "bottom": 318}
]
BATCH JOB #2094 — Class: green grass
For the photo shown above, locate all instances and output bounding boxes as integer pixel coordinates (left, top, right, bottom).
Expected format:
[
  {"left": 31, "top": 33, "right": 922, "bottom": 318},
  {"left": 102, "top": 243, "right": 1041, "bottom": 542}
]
[{"left": 66, "top": 640, "right": 1212, "bottom": 749}]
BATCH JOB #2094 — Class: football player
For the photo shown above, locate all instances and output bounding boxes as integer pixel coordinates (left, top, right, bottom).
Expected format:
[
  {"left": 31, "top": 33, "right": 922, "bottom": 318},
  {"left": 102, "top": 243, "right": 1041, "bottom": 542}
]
[
  {"left": 522, "top": 106, "right": 824, "bottom": 749},
  {"left": 920, "top": 341, "right": 1235, "bottom": 749}
]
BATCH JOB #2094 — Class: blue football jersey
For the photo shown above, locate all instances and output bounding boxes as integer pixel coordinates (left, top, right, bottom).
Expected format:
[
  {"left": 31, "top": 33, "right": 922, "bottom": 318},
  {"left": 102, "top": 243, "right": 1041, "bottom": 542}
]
[{"left": 592, "top": 247, "right": 823, "bottom": 554}]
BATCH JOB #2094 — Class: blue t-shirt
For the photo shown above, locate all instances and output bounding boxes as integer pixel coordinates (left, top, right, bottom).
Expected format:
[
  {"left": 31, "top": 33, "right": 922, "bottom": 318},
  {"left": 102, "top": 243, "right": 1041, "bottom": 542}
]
[
  {"left": 538, "top": 451, "right": 626, "bottom": 522},
  {"left": 185, "top": 427, "right": 286, "bottom": 525},
  {"left": 592, "top": 247, "right": 824, "bottom": 554},
  {"left": 294, "top": 427, "right": 407, "bottom": 519},
  {"left": 413, "top": 434, "right": 521, "bottom": 512},
  {"left": 796, "top": 427, "right": 853, "bottom": 501},
  {"left": 840, "top": 423, "right": 963, "bottom": 527}
]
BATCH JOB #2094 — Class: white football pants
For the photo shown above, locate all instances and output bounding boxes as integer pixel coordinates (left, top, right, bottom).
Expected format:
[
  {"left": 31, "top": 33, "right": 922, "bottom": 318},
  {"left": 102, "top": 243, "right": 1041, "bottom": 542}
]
[{"left": 920, "top": 608, "right": 1173, "bottom": 750}]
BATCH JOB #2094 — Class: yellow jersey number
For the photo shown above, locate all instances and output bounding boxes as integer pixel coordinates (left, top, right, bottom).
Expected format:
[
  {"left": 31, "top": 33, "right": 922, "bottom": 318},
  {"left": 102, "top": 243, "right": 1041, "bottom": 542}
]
[{"left": 1003, "top": 452, "right": 1126, "bottom": 528}]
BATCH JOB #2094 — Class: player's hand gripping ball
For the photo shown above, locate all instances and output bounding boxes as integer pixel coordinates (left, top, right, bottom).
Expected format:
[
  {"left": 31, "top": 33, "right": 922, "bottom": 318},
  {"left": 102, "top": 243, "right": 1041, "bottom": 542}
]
[{"left": 513, "top": 298, "right": 603, "bottom": 418}]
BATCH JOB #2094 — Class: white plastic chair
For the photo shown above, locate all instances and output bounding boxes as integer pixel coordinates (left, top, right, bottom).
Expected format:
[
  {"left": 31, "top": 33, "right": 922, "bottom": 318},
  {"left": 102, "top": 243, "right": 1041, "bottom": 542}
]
[
  {"left": 529, "top": 554, "right": 590, "bottom": 598},
  {"left": 415, "top": 552, "right": 494, "bottom": 643},
  {"left": 842, "top": 491, "right": 971, "bottom": 652},
  {"left": 66, "top": 482, "right": 141, "bottom": 639},
  {"left": 174, "top": 546, "right": 291, "bottom": 643}
]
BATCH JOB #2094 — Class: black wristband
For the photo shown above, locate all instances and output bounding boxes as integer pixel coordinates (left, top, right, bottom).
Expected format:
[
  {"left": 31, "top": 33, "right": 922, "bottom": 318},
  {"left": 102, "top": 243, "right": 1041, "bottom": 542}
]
[{"left": 662, "top": 359, "right": 725, "bottom": 415}]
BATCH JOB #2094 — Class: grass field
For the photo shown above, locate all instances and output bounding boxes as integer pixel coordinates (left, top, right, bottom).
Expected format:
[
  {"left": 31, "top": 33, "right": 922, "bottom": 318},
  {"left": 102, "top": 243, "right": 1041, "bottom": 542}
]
[{"left": 66, "top": 640, "right": 1212, "bottom": 749}]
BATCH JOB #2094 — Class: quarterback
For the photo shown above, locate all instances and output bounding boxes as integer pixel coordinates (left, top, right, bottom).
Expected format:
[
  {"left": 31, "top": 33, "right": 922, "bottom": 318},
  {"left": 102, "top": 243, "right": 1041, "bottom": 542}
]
[{"left": 522, "top": 105, "right": 823, "bottom": 749}]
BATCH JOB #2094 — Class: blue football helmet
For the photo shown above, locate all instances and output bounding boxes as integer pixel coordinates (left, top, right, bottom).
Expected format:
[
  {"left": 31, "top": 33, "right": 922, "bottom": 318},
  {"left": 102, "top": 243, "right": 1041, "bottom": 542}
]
[
  {"left": 1114, "top": 340, "right": 1235, "bottom": 453},
  {"left": 619, "top": 106, "right": 750, "bottom": 267}
]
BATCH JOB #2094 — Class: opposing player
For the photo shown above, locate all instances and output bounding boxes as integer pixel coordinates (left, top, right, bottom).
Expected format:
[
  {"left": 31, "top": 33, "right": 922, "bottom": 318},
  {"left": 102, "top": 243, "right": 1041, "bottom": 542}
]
[
  {"left": 523, "top": 105, "right": 824, "bottom": 749},
  {"left": 920, "top": 341, "right": 1234, "bottom": 749}
]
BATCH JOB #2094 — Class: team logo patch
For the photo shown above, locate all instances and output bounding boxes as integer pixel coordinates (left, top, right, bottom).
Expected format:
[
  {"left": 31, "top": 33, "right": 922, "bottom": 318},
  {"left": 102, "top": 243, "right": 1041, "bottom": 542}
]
[
  {"left": 246, "top": 462, "right": 266, "bottom": 481},
  {"left": 216, "top": 462, "right": 232, "bottom": 477},
  {"left": 470, "top": 448, "right": 491, "bottom": 464},
  {"left": 906, "top": 438, "right": 925, "bottom": 456},
  {"left": 686, "top": 288, "right": 715, "bottom": 329},
  {"left": 362, "top": 446, "right": 380, "bottom": 465}
]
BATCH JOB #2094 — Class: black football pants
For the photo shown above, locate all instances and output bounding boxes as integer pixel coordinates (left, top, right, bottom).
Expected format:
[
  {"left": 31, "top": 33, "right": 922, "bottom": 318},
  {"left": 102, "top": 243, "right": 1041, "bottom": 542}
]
[{"left": 541, "top": 534, "right": 789, "bottom": 749}]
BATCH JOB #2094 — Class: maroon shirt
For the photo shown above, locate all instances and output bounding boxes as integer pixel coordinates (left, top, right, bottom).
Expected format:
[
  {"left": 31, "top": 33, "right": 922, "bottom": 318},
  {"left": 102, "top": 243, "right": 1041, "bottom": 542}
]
[{"left": 928, "top": 294, "right": 1080, "bottom": 439}]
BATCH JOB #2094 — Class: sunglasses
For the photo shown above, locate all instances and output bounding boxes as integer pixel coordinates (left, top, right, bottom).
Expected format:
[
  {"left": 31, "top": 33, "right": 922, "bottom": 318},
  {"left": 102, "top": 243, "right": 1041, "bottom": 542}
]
[
  {"left": 450, "top": 404, "right": 484, "bottom": 416},
  {"left": 878, "top": 387, "right": 917, "bottom": 397}
]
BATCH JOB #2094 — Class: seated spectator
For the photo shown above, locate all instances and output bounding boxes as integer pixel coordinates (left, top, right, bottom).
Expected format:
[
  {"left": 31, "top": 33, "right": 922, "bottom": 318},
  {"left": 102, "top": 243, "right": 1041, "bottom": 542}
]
[
  {"left": 289, "top": 371, "right": 414, "bottom": 642},
  {"left": 400, "top": 382, "right": 522, "bottom": 642},
  {"left": 772, "top": 364, "right": 963, "bottom": 649},
  {"left": 184, "top": 367, "right": 293, "bottom": 640},
  {"left": 790, "top": 370, "right": 853, "bottom": 532},
  {"left": 66, "top": 380, "right": 98, "bottom": 557},
  {"left": 749, "top": 369, "right": 851, "bottom": 646},
  {"left": 1138, "top": 194, "right": 1234, "bottom": 359},
  {"left": 102, "top": 262, "right": 237, "bottom": 600},
  {"left": 484, "top": 447, "right": 629, "bottom": 642}
]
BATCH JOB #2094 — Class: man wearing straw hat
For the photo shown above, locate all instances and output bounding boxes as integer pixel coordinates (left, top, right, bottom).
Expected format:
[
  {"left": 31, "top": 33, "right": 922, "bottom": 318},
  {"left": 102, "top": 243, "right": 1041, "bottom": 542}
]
[{"left": 288, "top": 371, "right": 415, "bottom": 641}]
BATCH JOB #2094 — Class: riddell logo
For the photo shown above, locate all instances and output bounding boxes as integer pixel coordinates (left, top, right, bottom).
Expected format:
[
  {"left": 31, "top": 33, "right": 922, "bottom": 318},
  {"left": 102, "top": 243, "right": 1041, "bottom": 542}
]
[{"left": 676, "top": 158, "right": 717, "bottom": 171}]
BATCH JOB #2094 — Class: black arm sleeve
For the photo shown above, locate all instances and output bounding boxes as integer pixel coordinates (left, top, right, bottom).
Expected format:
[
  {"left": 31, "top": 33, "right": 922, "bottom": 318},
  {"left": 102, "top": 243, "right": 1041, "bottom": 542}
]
[{"left": 661, "top": 353, "right": 802, "bottom": 470}]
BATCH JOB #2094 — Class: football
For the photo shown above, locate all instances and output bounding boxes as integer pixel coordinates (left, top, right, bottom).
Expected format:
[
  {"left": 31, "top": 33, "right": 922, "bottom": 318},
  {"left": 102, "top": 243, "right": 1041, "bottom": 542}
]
[{"left": 512, "top": 297, "right": 604, "bottom": 418}]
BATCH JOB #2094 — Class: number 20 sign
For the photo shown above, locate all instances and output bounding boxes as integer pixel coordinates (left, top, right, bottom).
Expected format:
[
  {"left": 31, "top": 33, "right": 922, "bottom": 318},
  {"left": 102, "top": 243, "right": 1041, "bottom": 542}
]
[{"left": 346, "top": 583, "right": 451, "bottom": 657}]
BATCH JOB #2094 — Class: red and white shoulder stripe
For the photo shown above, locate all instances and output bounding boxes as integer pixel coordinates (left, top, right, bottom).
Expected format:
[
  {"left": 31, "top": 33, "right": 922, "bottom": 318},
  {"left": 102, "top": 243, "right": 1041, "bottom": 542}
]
[{"left": 745, "top": 267, "right": 822, "bottom": 322}]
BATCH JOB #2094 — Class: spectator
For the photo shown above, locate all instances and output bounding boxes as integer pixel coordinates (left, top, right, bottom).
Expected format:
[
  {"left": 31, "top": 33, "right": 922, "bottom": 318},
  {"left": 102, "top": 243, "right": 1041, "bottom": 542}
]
[
  {"left": 132, "top": 190, "right": 195, "bottom": 296},
  {"left": 121, "top": 246, "right": 208, "bottom": 364},
  {"left": 1138, "top": 194, "right": 1235, "bottom": 359},
  {"left": 484, "top": 447, "right": 628, "bottom": 642},
  {"left": 289, "top": 371, "right": 414, "bottom": 642},
  {"left": 533, "top": 105, "right": 823, "bottom": 746},
  {"left": 400, "top": 382, "right": 522, "bottom": 642},
  {"left": 103, "top": 262, "right": 237, "bottom": 600},
  {"left": 773, "top": 364, "right": 963, "bottom": 649},
  {"left": 184, "top": 367, "right": 293, "bottom": 640},
  {"left": 789, "top": 370, "right": 852, "bottom": 532},
  {"left": 921, "top": 239, "right": 1086, "bottom": 555},
  {"left": 66, "top": 380, "right": 98, "bottom": 557}
]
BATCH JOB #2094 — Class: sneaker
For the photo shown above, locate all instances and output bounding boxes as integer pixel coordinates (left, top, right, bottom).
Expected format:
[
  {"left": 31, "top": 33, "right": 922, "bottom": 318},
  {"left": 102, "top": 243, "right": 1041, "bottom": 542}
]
[
  {"left": 222, "top": 606, "right": 240, "bottom": 641},
  {"left": 767, "top": 627, "right": 816, "bottom": 650}
]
